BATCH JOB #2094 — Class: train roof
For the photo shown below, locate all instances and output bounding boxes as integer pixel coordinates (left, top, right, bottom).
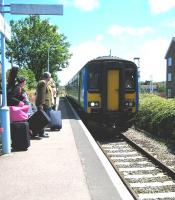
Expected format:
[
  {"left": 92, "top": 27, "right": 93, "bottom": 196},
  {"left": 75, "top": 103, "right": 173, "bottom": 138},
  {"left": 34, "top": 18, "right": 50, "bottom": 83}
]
[
  {"left": 87, "top": 56, "right": 135, "bottom": 64},
  {"left": 93, "top": 56, "right": 123, "bottom": 60},
  {"left": 65, "top": 56, "right": 137, "bottom": 85}
]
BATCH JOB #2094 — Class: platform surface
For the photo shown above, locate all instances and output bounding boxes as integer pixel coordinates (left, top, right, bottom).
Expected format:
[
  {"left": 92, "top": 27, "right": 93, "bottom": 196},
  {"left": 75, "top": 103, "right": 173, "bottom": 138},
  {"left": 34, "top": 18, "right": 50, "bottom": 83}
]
[{"left": 0, "top": 97, "right": 134, "bottom": 200}]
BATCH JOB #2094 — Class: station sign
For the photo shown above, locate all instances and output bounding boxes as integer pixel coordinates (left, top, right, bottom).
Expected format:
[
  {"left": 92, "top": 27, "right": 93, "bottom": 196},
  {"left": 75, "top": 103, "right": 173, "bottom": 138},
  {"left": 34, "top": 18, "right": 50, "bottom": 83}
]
[{"left": 10, "top": 4, "right": 63, "bottom": 15}]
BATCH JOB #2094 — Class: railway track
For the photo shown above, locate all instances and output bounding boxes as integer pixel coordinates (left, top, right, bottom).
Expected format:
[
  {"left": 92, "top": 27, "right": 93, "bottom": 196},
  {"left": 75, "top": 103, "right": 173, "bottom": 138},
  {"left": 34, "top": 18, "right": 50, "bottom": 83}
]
[
  {"left": 69, "top": 99, "right": 175, "bottom": 199},
  {"left": 97, "top": 132, "right": 175, "bottom": 200}
]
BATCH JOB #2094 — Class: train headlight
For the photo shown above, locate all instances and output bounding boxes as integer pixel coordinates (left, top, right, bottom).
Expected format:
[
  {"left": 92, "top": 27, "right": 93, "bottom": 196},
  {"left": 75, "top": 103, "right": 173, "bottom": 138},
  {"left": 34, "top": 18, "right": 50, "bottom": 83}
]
[
  {"left": 91, "top": 102, "right": 95, "bottom": 107},
  {"left": 125, "top": 102, "right": 129, "bottom": 106},
  {"left": 129, "top": 102, "right": 133, "bottom": 107},
  {"left": 125, "top": 101, "right": 135, "bottom": 107},
  {"left": 88, "top": 101, "right": 100, "bottom": 107}
]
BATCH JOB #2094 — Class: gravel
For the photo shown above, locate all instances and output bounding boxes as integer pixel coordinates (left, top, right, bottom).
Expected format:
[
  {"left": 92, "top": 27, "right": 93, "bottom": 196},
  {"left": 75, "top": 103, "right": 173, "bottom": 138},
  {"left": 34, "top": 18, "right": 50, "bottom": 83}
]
[{"left": 123, "top": 127, "right": 175, "bottom": 170}]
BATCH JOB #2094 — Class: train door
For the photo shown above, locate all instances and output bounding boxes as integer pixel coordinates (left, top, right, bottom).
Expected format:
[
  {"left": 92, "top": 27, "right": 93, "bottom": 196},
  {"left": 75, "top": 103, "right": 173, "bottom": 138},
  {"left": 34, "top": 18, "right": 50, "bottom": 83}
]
[{"left": 107, "top": 69, "right": 119, "bottom": 111}]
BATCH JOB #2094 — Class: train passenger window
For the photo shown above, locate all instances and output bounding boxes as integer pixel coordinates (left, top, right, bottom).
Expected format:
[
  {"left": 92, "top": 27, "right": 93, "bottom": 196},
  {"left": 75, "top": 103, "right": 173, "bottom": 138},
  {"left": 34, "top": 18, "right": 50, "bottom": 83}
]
[
  {"left": 125, "top": 70, "right": 135, "bottom": 90},
  {"left": 88, "top": 72, "right": 101, "bottom": 91}
]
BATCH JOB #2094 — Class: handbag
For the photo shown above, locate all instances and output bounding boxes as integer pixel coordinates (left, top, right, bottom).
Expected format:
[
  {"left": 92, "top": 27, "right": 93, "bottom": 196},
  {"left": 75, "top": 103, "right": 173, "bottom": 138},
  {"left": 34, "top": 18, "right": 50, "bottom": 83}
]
[{"left": 9, "top": 105, "right": 29, "bottom": 122}]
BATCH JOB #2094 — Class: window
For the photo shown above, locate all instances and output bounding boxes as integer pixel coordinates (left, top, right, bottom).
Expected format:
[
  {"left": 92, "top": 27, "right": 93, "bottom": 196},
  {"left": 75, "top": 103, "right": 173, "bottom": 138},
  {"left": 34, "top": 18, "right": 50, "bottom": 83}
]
[
  {"left": 88, "top": 64, "right": 102, "bottom": 92},
  {"left": 167, "top": 88, "right": 171, "bottom": 98},
  {"left": 167, "top": 57, "right": 172, "bottom": 67},
  {"left": 125, "top": 70, "right": 135, "bottom": 90},
  {"left": 88, "top": 72, "right": 101, "bottom": 91},
  {"left": 167, "top": 73, "right": 172, "bottom": 81}
]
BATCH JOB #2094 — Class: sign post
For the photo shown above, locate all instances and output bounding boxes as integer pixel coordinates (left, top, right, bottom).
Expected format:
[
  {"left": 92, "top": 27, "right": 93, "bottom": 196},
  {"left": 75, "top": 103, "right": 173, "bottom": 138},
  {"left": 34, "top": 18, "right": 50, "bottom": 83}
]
[
  {"left": 10, "top": 4, "right": 63, "bottom": 15},
  {"left": 0, "top": 1, "right": 63, "bottom": 154},
  {"left": 0, "top": 0, "right": 11, "bottom": 154}
]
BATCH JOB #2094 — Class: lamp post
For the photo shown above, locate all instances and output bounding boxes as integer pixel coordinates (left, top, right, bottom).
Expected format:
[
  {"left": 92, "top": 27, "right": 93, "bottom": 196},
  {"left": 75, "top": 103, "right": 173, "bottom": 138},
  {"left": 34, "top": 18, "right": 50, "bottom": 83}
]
[
  {"left": 134, "top": 57, "right": 140, "bottom": 112},
  {"left": 47, "top": 45, "right": 56, "bottom": 72},
  {"left": 134, "top": 57, "right": 140, "bottom": 93}
]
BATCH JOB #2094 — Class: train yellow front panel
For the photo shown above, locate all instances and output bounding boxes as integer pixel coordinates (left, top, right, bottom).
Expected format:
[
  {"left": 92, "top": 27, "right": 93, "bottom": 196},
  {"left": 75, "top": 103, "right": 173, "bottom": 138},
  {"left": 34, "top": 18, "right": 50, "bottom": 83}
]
[
  {"left": 125, "top": 93, "right": 136, "bottom": 112},
  {"left": 87, "top": 93, "right": 101, "bottom": 113},
  {"left": 107, "top": 70, "right": 119, "bottom": 111}
]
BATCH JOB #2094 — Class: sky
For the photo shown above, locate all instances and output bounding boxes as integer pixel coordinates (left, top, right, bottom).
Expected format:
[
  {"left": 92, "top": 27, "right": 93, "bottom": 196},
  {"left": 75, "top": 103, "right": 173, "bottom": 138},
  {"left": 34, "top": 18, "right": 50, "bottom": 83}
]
[{"left": 4, "top": 0, "right": 175, "bottom": 85}]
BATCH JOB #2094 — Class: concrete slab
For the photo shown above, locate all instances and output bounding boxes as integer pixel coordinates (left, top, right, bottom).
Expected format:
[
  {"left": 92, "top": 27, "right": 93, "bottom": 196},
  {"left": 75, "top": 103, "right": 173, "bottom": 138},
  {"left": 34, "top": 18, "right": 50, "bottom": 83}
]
[{"left": 0, "top": 120, "right": 91, "bottom": 200}]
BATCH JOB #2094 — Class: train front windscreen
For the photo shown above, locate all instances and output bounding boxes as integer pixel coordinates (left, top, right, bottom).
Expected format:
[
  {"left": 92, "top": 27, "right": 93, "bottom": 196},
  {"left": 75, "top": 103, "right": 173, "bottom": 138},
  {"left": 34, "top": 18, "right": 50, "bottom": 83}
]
[
  {"left": 88, "top": 65, "right": 101, "bottom": 92},
  {"left": 125, "top": 69, "right": 136, "bottom": 90}
]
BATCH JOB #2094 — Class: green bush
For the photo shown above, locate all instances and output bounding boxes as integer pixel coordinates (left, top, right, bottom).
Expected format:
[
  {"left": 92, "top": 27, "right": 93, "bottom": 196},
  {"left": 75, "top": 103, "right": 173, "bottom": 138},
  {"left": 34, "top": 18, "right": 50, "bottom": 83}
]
[{"left": 135, "top": 94, "right": 175, "bottom": 138}]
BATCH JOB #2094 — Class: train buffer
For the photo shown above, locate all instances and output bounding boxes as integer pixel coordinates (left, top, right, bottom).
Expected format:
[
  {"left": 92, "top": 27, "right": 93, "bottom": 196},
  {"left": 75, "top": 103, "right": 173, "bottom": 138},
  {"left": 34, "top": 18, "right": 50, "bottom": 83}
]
[{"left": 0, "top": 97, "right": 134, "bottom": 200}]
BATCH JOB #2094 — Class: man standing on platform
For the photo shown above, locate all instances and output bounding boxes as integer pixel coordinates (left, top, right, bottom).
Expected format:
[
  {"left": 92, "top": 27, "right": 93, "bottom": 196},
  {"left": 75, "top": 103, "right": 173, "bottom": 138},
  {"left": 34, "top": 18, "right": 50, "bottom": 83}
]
[{"left": 35, "top": 71, "right": 52, "bottom": 137}]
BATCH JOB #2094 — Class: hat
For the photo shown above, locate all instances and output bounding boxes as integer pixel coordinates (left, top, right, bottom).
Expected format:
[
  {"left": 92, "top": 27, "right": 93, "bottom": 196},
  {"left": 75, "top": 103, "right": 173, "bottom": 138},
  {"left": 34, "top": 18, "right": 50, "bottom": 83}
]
[{"left": 17, "top": 76, "right": 26, "bottom": 84}]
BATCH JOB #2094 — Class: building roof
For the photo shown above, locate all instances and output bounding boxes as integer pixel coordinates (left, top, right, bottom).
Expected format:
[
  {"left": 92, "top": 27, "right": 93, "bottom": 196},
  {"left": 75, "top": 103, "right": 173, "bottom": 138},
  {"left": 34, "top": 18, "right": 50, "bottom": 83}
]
[{"left": 165, "top": 37, "right": 175, "bottom": 58}]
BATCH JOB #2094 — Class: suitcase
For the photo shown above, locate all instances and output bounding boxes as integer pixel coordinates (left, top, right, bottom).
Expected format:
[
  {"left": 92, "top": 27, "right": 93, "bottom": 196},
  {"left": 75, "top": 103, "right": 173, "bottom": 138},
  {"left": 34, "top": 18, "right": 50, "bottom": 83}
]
[
  {"left": 10, "top": 121, "right": 30, "bottom": 151},
  {"left": 28, "top": 109, "right": 51, "bottom": 133},
  {"left": 50, "top": 110, "right": 62, "bottom": 131}
]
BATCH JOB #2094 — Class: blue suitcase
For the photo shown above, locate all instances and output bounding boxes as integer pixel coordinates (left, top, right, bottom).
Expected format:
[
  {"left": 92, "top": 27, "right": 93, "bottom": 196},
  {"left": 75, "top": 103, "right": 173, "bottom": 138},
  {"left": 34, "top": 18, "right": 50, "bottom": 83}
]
[{"left": 50, "top": 110, "right": 62, "bottom": 131}]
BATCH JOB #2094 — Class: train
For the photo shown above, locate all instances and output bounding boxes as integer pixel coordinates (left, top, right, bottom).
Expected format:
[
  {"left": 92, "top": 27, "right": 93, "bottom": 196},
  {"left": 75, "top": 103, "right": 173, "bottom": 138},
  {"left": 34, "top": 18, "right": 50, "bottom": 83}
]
[{"left": 65, "top": 56, "right": 138, "bottom": 131}]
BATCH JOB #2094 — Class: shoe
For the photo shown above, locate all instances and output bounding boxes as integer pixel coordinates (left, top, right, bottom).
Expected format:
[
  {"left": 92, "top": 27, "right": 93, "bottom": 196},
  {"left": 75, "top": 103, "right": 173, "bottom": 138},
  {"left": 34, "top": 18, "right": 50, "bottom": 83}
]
[
  {"left": 39, "top": 132, "right": 48, "bottom": 136},
  {"left": 31, "top": 135, "right": 42, "bottom": 140},
  {"left": 39, "top": 134, "right": 49, "bottom": 138}
]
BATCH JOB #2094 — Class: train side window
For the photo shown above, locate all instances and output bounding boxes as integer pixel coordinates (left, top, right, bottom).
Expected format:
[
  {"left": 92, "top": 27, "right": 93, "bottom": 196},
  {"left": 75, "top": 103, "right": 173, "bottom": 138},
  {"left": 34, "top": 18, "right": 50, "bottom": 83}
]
[
  {"left": 88, "top": 72, "right": 101, "bottom": 91},
  {"left": 125, "top": 70, "right": 135, "bottom": 90}
]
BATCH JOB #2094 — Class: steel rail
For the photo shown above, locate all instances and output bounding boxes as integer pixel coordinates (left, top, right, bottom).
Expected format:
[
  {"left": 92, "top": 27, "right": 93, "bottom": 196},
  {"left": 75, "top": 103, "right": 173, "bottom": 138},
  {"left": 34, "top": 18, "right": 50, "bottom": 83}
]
[
  {"left": 97, "top": 140, "right": 139, "bottom": 200},
  {"left": 120, "top": 133, "right": 175, "bottom": 179}
]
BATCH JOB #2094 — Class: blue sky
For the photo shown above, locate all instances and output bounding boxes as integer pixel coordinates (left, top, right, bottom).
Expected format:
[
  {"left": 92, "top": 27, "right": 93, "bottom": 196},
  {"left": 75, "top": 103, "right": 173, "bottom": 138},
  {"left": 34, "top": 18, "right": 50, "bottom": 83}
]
[{"left": 4, "top": 0, "right": 175, "bottom": 85}]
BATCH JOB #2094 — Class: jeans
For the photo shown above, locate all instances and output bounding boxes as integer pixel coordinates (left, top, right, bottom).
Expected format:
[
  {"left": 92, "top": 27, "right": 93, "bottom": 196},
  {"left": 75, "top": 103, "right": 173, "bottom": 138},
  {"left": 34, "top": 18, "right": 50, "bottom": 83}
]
[{"left": 44, "top": 106, "right": 52, "bottom": 118}]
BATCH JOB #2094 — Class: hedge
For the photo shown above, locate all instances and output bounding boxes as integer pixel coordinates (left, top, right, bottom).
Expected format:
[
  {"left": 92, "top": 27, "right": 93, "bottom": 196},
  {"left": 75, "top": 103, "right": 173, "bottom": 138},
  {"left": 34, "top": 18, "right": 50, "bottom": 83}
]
[{"left": 135, "top": 94, "right": 175, "bottom": 138}]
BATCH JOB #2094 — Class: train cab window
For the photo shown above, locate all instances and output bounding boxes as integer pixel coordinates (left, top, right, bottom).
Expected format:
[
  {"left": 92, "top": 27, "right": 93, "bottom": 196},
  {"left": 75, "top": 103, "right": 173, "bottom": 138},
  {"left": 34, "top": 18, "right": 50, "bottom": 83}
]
[
  {"left": 125, "top": 70, "right": 135, "bottom": 90},
  {"left": 88, "top": 72, "right": 101, "bottom": 92}
]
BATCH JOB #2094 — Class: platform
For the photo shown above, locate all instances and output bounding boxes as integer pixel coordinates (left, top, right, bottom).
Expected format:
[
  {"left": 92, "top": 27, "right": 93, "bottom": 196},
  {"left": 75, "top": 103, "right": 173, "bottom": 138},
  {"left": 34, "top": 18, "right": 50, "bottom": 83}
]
[{"left": 0, "top": 97, "right": 134, "bottom": 200}]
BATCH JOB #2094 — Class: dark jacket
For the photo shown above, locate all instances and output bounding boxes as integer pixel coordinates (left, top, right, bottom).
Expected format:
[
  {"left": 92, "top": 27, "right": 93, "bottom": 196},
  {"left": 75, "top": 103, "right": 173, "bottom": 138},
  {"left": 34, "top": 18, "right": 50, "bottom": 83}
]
[
  {"left": 35, "top": 80, "right": 46, "bottom": 107},
  {"left": 7, "top": 85, "right": 25, "bottom": 106}
]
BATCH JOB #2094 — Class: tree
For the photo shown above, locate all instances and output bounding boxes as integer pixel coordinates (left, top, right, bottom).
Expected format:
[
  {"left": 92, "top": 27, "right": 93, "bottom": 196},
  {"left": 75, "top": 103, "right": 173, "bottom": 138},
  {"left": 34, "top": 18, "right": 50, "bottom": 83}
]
[
  {"left": 6, "top": 67, "right": 37, "bottom": 90},
  {"left": 6, "top": 15, "right": 72, "bottom": 81},
  {"left": 18, "top": 68, "right": 37, "bottom": 90}
]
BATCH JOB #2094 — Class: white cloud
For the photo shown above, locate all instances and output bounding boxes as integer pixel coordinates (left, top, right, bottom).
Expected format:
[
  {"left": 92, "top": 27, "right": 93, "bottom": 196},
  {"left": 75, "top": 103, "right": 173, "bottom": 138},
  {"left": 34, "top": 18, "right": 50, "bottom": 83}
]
[
  {"left": 107, "top": 25, "right": 154, "bottom": 36},
  {"left": 138, "top": 38, "right": 169, "bottom": 82},
  {"left": 75, "top": 0, "right": 100, "bottom": 11},
  {"left": 95, "top": 34, "right": 104, "bottom": 41},
  {"left": 58, "top": 37, "right": 169, "bottom": 85},
  {"left": 109, "top": 38, "right": 169, "bottom": 82},
  {"left": 59, "top": 0, "right": 100, "bottom": 11},
  {"left": 148, "top": 0, "right": 175, "bottom": 14},
  {"left": 58, "top": 41, "right": 108, "bottom": 85}
]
